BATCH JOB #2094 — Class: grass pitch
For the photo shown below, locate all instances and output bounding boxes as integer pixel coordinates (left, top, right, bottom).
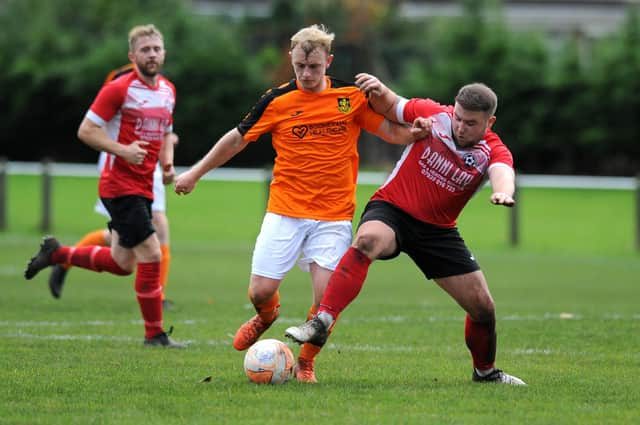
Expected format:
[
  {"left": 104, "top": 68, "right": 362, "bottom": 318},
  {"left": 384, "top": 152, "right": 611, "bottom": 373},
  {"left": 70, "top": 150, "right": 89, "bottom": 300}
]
[{"left": 1, "top": 175, "right": 638, "bottom": 424}]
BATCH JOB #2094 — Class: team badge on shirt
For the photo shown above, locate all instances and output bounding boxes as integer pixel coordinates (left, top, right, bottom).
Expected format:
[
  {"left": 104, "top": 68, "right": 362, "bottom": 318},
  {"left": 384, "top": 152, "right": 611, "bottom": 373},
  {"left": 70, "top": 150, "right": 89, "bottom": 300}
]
[
  {"left": 337, "top": 97, "right": 351, "bottom": 113},
  {"left": 463, "top": 153, "right": 476, "bottom": 167}
]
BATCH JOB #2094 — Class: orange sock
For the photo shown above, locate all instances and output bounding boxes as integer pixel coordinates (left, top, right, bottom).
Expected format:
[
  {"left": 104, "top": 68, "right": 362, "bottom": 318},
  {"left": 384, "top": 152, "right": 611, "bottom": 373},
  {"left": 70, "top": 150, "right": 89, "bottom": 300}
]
[
  {"left": 64, "top": 229, "right": 108, "bottom": 269},
  {"left": 159, "top": 244, "right": 171, "bottom": 300},
  {"left": 253, "top": 290, "right": 280, "bottom": 322},
  {"left": 298, "top": 305, "right": 337, "bottom": 362},
  {"left": 77, "top": 229, "right": 108, "bottom": 247}
]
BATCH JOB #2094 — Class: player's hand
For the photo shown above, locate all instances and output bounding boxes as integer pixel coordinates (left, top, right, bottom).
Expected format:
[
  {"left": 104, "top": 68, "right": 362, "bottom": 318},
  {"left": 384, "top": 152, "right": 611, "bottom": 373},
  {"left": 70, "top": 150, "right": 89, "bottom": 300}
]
[
  {"left": 122, "top": 141, "right": 149, "bottom": 165},
  {"left": 355, "top": 73, "right": 386, "bottom": 97},
  {"left": 490, "top": 192, "right": 515, "bottom": 207},
  {"left": 411, "top": 116, "right": 434, "bottom": 140},
  {"left": 174, "top": 169, "right": 198, "bottom": 195},
  {"left": 162, "top": 164, "right": 175, "bottom": 185}
]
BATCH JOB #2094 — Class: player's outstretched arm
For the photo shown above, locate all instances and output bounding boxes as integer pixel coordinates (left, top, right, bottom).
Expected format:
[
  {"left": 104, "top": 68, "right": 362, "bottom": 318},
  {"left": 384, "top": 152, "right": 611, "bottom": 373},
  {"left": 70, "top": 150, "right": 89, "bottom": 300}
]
[
  {"left": 355, "top": 73, "right": 399, "bottom": 120},
  {"left": 488, "top": 166, "right": 516, "bottom": 207},
  {"left": 174, "top": 128, "right": 248, "bottom": 195},
  {"left": 373, "top": 115, "right": 430, "bottom": 146}
]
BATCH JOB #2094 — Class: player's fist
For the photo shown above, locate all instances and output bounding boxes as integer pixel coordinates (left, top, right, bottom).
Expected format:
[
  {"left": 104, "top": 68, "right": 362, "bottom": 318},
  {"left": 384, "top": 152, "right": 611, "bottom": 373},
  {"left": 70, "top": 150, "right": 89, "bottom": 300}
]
[
  {"left": 411, "top": 116, "right": 434, "bottom": 140},
  {"left": 174, "top": 170, "right": 197, "bottom": 195},
  {"left": 490, "top": 192, "right": 515, "bottom": 207},
  {"left": 123, "top": 141, "right": 149, "bottom": 165}
]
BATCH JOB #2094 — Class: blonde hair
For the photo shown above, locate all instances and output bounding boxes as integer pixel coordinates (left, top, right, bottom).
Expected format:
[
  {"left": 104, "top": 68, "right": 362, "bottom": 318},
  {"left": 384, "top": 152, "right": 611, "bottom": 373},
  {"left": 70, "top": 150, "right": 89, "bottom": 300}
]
[
  {"left": 290, "top": 24, "right": 335, "bottom": 55},
  {"left": 128, "top": 24, "right": 164, "bottom": 52}
]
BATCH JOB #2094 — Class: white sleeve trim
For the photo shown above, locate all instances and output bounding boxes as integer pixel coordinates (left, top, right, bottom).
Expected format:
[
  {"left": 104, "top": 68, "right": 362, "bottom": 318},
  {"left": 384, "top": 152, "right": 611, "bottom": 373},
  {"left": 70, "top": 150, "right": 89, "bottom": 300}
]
[
  {"left": 488, "top": 162, "right": 515, "bottom": 175},
  {"left": 86, "top": 110, "right": 106, "bottom": 127},
  {"left": 395, "top": 97, "right": 409, "bottom": 124}
]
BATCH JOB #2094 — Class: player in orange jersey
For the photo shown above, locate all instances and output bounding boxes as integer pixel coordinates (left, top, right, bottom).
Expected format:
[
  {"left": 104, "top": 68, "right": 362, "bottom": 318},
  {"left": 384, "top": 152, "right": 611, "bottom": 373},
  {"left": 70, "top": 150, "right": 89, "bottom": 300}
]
[
  {"left": 174, "top": 24, "right": 427, "bottom": 381},
  {"left": 47, "top": 64, "right": 177, "bottom": 311}
]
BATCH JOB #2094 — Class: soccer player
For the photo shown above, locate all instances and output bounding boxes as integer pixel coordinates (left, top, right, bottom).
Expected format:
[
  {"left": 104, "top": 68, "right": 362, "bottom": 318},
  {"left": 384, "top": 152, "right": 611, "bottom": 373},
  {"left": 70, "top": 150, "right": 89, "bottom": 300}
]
[
  {"left": 48, "top": 64, "right": 177, "bottom": 311},
  {"left": 285, "top": 73, "right": 527, "bottom": 385},
  {"left": 24, "top": 24, "right": 183, "bottom": 348},
  {"left": 174, "top": 25, "right": 425, "bottom": 382}
]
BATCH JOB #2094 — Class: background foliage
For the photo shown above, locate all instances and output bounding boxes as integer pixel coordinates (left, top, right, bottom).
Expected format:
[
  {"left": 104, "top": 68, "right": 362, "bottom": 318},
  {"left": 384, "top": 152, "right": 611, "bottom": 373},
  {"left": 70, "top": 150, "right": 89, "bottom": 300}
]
[{"left": 1, "top": 0, "right": 639, "bottom": 174}]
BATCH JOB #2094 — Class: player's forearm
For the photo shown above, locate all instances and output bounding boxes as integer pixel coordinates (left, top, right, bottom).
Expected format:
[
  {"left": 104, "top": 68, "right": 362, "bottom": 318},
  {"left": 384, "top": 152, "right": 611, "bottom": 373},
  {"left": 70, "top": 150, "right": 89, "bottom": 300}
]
[
  {"left": 375, "top": 119, "right": 414, "bottom": 145},
  {"left": 488, "top": 166, "right": 515, "bottom": 196},
  {"left": 369, "top": 89, "right": 399, "bottom": 121},
  {"left": 77, "top": 118, "right": 125, "bottom": 157}
]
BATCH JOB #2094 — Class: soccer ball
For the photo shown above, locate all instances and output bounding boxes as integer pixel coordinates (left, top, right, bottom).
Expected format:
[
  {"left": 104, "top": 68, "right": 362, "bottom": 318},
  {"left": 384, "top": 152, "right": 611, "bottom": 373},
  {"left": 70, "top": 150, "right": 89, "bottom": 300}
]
[{"left": 244, "top": 339, "right": 295, "bottom": 384}]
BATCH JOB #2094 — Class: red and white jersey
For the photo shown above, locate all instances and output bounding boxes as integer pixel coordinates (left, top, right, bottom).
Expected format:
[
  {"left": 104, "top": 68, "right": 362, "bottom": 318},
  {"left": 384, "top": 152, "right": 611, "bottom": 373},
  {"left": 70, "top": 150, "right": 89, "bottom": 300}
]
[
  {"left": 371, "top": 98, "right": 513, "bottom": 228},
  {"left": 85, "top": 71, "right": 175, "bottom": 199}
]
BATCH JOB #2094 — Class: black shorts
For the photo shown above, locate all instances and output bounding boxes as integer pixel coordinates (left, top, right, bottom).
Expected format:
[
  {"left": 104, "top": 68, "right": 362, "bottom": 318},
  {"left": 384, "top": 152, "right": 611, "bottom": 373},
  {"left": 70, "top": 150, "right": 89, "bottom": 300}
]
[
  {"left": 359, "top": 200, "right": 480, "bottom": 280},
  {"left": 101, "top": 195, "right": 155, "bottom": 248}
]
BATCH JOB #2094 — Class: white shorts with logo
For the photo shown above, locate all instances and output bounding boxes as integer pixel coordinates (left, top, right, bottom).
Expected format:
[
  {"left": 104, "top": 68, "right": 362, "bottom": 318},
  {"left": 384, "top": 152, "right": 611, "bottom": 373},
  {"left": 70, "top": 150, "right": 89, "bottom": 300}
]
[
  {"left": 94, "top": 153, "right": 165, "bottom": 218},
  {"left": 251, "top": 212, "right": 352, "bottom": 280}
]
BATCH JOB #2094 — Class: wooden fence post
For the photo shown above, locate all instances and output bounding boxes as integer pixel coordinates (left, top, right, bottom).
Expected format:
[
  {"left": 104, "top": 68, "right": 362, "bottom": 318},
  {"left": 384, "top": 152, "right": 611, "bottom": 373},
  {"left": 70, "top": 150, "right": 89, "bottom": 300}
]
[
  {"left": 636, "top": 173, "right": 640, "bottom": 251},
  {"left": 510, "top": 176, "right": 519, "bottom": 247},
  {"left": 41, "top": 158, "right": 52, "bottom": 232},
  {"left": 0, "top": 157, "right": 6, "bottom": 230}
]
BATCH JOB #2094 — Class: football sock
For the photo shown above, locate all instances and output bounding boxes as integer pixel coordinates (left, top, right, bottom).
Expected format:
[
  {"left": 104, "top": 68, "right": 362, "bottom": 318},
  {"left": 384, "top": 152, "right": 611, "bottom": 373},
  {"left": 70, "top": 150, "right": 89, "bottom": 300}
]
[
  {"left": 464, "top": 314, "right": 497, "bottom": 371},
  {"left": 318, "top": 247, "right": 371, "bottom": 318},
  {"left": 51, "top": 246, "right": 129, "bottom": 275},
  {"left": 159, "top": 244, "right": 171, "bottom": 300},
  {"left": 253, "top": 290, "right": 280, "bottom": 323},
  {"left": 76, "top": 229, "right": 108, "bottom": 247},
  {"left": 135, "top": 262, "right": 164, "bottom": 338},
  {"left": 61, "top": 229, "right": 108, "bottom": 270}
]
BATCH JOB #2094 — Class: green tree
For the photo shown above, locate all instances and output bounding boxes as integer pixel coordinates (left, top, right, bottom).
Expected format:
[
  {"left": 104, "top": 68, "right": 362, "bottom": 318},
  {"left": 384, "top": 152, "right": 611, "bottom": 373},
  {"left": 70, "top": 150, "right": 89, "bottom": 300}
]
[{"left": 0, "top": 0, "right": 268, "bottom": 165}]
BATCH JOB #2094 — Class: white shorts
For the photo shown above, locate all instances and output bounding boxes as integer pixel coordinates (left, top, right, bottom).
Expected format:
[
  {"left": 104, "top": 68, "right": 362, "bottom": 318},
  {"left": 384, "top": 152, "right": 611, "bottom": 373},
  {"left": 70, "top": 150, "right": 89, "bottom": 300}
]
[
  {"left": 251, "top": 213, "right": 352, "bottom": 280},
  {"left": 94, "top": 153, "right": 166, "bottom": 218}
]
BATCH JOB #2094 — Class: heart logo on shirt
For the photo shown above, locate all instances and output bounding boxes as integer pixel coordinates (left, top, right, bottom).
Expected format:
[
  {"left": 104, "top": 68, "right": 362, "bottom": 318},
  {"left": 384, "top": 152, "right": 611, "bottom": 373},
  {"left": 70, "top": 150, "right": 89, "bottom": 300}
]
[{"left": 292, "top": 125, "right": 308, "bottom": 139}]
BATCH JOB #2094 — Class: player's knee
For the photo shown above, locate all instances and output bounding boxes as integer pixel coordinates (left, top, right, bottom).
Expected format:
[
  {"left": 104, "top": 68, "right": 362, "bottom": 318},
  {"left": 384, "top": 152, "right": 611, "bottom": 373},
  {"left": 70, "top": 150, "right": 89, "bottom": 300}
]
[
  {"left": 353, "top": 232, "right": 382, "bottom": 257},
  {"left": 473, "top": 299, "right": 495, "bottom": 322},
  {"left": 249, "top": 282, "right": 279, "bottom": 305}
]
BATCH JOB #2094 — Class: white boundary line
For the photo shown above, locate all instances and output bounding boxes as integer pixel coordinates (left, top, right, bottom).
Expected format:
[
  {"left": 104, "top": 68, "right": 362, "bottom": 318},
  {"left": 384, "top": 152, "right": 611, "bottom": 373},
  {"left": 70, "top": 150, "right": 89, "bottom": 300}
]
[{"left": 1, "top": 313, "right": 638, "bottom": 330}]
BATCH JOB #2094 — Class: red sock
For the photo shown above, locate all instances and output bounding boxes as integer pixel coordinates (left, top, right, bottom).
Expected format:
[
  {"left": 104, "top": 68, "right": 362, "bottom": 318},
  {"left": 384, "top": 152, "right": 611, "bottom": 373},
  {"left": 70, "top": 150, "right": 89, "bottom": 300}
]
[
  {"left": 135, "top": 262, "right": 163, "bottom": 338},
  {"left": 51, "top": 246, "right": 129, "bottom": 275},
  {"left": 464, "top": 314, "right": 496, "bottom": 370},
  {"left": 318, "top": 247, "right": 371, "bottom": 317}
]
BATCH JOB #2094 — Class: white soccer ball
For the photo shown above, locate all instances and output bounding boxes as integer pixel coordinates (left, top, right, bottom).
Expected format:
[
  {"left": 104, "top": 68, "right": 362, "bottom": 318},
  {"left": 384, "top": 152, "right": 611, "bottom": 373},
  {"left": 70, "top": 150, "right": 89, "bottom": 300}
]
[{"left": 244, "top": 339, "right": 295, "bottom": 384}]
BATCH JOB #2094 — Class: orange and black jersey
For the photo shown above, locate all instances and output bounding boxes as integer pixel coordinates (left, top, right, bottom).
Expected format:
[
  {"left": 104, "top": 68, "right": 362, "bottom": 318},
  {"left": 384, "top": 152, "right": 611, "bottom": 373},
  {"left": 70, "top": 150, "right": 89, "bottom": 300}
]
[
  {"left": 238, "top": 77, "right": 385, "bottom": 221},
  {"left": 103, "top": 63, "right": 135, "bottom": 84}
]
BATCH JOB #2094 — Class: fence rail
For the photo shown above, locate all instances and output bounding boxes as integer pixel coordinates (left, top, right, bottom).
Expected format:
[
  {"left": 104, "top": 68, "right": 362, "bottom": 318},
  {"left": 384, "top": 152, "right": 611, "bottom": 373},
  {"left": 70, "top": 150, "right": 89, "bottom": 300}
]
[
  {"left": 3, "top": 160, "right": 637, "bottom": 190},
  {"left": 1, "top": 160, "right": 638, "bottom": 250}
]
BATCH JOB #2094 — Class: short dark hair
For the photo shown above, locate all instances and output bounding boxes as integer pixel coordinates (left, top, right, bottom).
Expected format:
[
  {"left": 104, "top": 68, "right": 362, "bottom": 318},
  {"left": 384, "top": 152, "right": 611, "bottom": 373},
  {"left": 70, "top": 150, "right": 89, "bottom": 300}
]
[{"left": 455, "top": 83, "right": 498, "bottom": 116}]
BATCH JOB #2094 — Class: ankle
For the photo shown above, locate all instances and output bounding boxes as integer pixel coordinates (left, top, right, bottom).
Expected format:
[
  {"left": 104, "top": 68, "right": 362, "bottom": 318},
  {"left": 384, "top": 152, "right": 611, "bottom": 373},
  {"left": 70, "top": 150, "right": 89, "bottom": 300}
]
[
  {"left": 474, "top": 367, "right": 495, "bottom": 377},
  {"left": 316, "top": 311, "right": 334, "bottom": 328}
]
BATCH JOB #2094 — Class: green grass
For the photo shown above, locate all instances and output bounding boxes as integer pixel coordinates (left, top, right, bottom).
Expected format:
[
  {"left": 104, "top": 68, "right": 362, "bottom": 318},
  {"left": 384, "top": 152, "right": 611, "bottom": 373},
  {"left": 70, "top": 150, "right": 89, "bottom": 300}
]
[{"left": 1, "top": 175, "right": 639, "bottom": 424}]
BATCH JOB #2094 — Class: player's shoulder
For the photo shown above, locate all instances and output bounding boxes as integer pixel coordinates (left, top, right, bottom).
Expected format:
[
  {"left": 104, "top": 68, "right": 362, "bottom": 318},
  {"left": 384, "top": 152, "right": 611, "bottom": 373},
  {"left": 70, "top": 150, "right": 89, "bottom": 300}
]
[
  {"left": 484, "top": 128, "right": 505, "bottom": 145},
  {"left": 265, "top": 79, "right": 298, "bottom": 98},
  {"left": 249, "top": 79, "right": 298, "bottom": 111}
]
